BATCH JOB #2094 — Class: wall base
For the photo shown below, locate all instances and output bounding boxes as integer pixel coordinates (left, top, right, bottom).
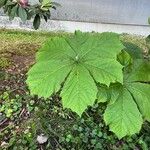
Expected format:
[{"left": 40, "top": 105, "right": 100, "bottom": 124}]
[{"left": 0, "top": 16, "right": 149, "bottom": 36}]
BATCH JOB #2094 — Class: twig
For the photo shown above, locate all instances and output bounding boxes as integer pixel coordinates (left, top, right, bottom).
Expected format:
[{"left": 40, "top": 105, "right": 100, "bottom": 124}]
[
  {"left": 0, "top": 118, "right": 8, "bottom": 126},
  {"left": 19, "top": 108, "right": 25, "bottom": 118}
]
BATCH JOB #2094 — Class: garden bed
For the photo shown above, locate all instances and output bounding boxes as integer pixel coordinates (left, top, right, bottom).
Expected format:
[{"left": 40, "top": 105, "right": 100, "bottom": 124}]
[{"left": 0, "top": 29, "right": 150, "bottom": 150}]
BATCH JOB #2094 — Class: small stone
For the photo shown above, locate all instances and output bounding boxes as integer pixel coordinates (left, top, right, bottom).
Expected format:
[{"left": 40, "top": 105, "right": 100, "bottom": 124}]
[
  {"left": 1, "top": 141, "right": 8, "bottom": 147},
  {"left": 37, "top": 134, "right": 48, "bottom": 144}
]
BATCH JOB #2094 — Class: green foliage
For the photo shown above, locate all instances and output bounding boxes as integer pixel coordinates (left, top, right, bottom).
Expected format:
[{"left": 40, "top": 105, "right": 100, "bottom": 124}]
[
  {"left": 27, "top": 31, "right": 124, "bottom": 116},
  {"left": 0, "top": 89, "right": 38, "bottom": 149},
  {"left": 2, "top": 121, "right": 37, "bottom": 150},
  {"left": 27, "top": 31, "right": 150, "bottom": 139},
  {"left": 103, "top": 43, "right": 150, "bottom": 138},
  {"left": 6, "top": 122, "right": 38, "bottom": 150},
  {"left": 0, "top": 92, "right": 22, "bottom": 118},
  {"left": 1, "top": 0, "right": 60, "bottom": 29},
  {"left": 104, "top": 84, "right": 143, "bottom": 139},
  {"left": 0, "top": 91, "right": 36, "bottom": 120},
  {"left": 1, "top": 68, "right": 150, "bottom": 149},
  {"left": 36, "top": 101, "right": 149, "bottom": 150},
  {"left": 1, "top": 30, "right": 150, "bottom": 149}
]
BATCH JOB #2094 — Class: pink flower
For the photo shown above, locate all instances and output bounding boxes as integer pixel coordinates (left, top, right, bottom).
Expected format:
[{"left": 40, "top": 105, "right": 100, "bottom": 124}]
[{"left": 19, "top": 0, "right": 29, "bottom": 8}]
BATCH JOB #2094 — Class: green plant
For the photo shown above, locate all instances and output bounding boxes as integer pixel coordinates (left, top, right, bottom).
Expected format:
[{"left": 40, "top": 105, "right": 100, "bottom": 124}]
[
  {"left": 0, "top": 92, "right": 22, "bottom": 118},
  {"left": 0, "top": 0, "right": 60, "bottom": 29},
  {"left": 2, "top": 122, "right": 37, "bottom": 150},
  {"left": 36, "top": 101, "right": 149, "bottom": 150},
  {"left": 26, "top": 31, "right": 150, "bottom": 139},
  {"left": 0, "top": 90, "right": 39, "bottom": 117}
]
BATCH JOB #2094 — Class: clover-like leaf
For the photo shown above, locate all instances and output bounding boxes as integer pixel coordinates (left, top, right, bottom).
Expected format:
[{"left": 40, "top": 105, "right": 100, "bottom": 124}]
[{"left": 27, "top": 31, "right": 124, "bottom": 116}]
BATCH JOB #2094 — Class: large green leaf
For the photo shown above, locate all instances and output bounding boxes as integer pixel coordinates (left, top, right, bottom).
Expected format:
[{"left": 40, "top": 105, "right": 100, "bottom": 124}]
[
  {"left": 61, "top": 65, "right": 97, "bottom": 116},
  {"left": 27, "top": 31, "right": 124, "bottom": 116},
  {"left": 104, "top": 86, "right": 143, "bottom": 139},
  {"left": 26, "top": 60, "right": 72, "bottom": 98},
  {"left": 105, "top": 58, "right": 150, "bottom": 138}
]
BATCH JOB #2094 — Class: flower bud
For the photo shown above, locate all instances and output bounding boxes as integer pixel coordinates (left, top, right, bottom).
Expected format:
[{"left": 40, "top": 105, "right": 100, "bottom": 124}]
[{"left": 19, "top": 0, "right": 28, "bottom": 8}]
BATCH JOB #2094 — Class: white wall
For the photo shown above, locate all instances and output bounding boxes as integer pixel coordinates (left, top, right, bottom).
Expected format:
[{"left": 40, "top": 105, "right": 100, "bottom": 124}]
[
  {"left": 51, "top": 0, "right": 150, "bottom": 25},
  {"left": 0, "top": 0, "right": 150, "bottom": 35}
]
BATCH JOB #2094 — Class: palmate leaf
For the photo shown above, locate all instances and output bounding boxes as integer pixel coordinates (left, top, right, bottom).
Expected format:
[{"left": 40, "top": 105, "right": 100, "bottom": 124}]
[
  {"left": 27, "top": 31, "right": 124, "bottom": 116},
  {"left": 61, "top": 65, "right": 97, "bottom": 116},
  {"left": 104, "top": 58, "right": 150, "bottom": 139},
  {"left": 104, "top": 84, "right": 143, "bottom": 139}
]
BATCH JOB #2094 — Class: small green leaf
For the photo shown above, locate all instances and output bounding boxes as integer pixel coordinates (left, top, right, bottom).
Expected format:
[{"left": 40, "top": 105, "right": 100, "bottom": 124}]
[
  {"left": 117, "top": 50, "right": 132, "bottom": 66},
  {"left": 42, "top": 0, "right": 51, "bottom": 6},
  {"left": 6, "top": 0, "right": 16, "bottom": 6},
  {"left": 9, "top": 5, "right": 18, "bottom": 21},
  {"left": 43, "top": 15, "right": 48, "bottom": 22},
  {"left": 33, "top": 14, "right": 41, "bottom": 30},
  {"left": 27, "top": 31, "right": 124, "bottom": 116},
  {"left": 41, "top": 0, "right": 52, "bottom": 11},
  {"left": 18, "top": 6, "right": 27, "bottom": 22},
  {"left": 0, "top": 0, "right": 6, "bottom": 8}
]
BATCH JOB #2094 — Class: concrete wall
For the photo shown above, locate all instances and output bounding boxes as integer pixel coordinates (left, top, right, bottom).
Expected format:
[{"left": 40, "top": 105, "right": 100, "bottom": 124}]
[
  {"left": 0, "top": 0, "right": 150, "bottom": 35},
  {"left": 52, "top": 0, "right": 150, "bottom": 26}
]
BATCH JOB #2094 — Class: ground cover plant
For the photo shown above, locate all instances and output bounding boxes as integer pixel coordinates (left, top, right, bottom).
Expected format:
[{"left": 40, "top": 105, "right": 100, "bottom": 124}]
[{"left": 0, "top": 29, "right": 150, "bottom": 149}]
